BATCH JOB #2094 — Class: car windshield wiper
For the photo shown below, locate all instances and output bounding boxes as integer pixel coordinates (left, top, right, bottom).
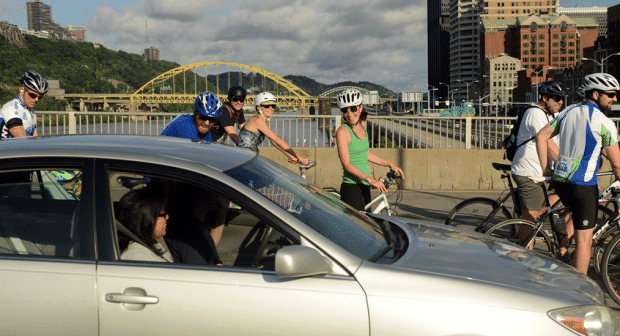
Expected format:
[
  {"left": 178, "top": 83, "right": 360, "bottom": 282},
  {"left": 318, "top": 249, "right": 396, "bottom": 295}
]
[{"left": 370, "top": 220, "right": 401, "bottom": 262}]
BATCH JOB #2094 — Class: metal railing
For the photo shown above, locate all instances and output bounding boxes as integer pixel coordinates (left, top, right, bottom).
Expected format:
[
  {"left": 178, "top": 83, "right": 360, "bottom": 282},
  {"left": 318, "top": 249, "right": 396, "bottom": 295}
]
[{"left": 36, "top": 111, "right": 620, "bottom": 150}]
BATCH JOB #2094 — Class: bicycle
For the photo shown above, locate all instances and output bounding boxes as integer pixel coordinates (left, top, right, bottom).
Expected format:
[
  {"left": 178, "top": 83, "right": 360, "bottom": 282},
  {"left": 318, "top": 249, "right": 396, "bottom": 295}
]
[
  {"left": 485, "top": 184, "right": 618, "bottom": 269},
  {"left": 599, "top": 230, "right": 620, "bottom": 305},
  {"left": 299, "top": 161, "right": 403, "bottom": 216}
]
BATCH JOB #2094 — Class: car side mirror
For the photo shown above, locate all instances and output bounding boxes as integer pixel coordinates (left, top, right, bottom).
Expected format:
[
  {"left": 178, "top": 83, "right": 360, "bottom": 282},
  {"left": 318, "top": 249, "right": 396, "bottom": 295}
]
[{"left": 275, "top": 245, "right": 332, "bottom": 278}]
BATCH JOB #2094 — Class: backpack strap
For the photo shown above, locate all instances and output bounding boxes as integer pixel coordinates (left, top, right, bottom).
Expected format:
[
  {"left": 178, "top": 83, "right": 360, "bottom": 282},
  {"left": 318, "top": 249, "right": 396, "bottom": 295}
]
[
  {"left": 516, "top": 105, "right": 553, "bottom": 147},
  {"left": 222, "top": 104, "right": 239, "bottom": 124}
]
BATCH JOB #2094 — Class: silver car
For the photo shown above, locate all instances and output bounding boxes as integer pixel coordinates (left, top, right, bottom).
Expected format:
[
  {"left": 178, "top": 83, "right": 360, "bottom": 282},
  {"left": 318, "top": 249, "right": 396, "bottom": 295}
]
[{"left": 0, "top": 135, "right": 617, "bottom": 335}]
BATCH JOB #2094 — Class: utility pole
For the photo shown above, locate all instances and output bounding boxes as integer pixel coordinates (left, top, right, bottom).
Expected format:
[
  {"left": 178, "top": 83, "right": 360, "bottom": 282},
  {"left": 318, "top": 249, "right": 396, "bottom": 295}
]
[{"left": 144, "top": 2, "right": 149, "bottom": 44}]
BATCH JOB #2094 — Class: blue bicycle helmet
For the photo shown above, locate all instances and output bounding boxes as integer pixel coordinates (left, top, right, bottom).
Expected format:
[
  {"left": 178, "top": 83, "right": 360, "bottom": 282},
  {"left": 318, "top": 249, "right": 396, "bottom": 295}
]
[{"left": 195, "top": 91, "right": 222, "bottom": 118}]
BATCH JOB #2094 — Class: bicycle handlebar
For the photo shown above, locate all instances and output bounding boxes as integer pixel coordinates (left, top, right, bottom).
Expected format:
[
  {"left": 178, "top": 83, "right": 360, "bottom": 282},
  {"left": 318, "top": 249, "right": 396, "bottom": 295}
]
[{"left": 299, "top": 160, "right": 317, "bottom": 179}]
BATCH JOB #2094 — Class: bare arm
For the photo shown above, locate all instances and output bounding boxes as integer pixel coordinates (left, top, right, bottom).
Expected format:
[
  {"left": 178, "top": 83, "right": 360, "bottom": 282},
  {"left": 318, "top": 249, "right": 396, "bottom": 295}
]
[
  {"left": 336, "top": 125, "right": 387, "bottom": 193},
  {"left": 547, "top": 138, "right": 559, "bottom": 163},
  {"left": 223, "top": 125, "right": 239, "bottom": 144},
  {"left": 210, "top": 197, "right": 228, "bottom": 247},
  {"left": 257, "top": 120, "right": 308, "bottom": 164},
  {"left": 535, "top": 124, "right": 557, "bottom": 176},
  {"left": 367, "top": 151, "right": 405, "bottom": 181},
  {"left": 603, "top": 145, "right": 620, "bottom": 181},
  {"left": 8, "top": 125, "right": 28, "bottom": 137}
]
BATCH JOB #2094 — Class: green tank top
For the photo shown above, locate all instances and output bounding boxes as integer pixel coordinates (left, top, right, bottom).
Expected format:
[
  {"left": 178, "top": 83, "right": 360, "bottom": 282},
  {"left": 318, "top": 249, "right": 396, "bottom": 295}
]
[{"left": 342, "top": 124, "right": 371, "bottom": 185}]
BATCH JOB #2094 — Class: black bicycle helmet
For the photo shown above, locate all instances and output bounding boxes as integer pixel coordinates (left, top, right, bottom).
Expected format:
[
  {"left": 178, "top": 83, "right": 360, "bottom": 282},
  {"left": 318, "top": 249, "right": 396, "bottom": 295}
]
[
  {"left": 20, "top": 70, "right": 49, "bottom": 94},
  {"left": 227, "top": 86, "right": 247, "bottom": 101},
  {"left": 538, "top": 81, "right": 566, "bottom": 99}
]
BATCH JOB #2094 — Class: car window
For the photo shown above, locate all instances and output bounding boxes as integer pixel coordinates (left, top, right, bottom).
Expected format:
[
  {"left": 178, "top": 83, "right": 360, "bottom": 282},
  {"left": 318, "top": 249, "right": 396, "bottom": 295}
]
[
  {"left": 108, "top": 170, "right": 294, "bottom": 270},
  {"left": 0, "top": 169, "right": 82, "bottom": 257}
]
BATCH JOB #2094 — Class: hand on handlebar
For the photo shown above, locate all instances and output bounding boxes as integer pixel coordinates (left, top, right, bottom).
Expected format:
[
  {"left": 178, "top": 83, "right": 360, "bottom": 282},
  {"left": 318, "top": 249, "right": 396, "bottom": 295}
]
[
  {"left": 368, "top": 177, "right": 388, "bottom": 193},
  {"left": 390, "top": 165, "right": 405, "bottom": 181}
]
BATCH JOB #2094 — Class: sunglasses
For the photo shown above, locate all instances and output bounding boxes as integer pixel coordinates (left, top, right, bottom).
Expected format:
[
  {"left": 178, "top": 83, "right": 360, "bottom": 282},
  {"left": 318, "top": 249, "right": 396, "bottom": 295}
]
[
  {"left": 198, "top": 115, "right": 217, "bottom": 123},
  {"left": 340, "top": 106, "right": 359, "bottom": 113},
  {"left": 261, "top": 104, "right": 276, "bottom": 109},
  {"left": 549, "top": 95, "right": 564, "bottom": 102},
  {"left": 26, "top": 90, "right": 44, "bottom": 100},
  {"left": 158, "top": 211, "right": 168, "bottom": 217},
  {"left": 600, "top": 91, "right": 617, "bottom": 99},
  {"left": 231, "top": 98, "right": 245, "bottom": 103}
]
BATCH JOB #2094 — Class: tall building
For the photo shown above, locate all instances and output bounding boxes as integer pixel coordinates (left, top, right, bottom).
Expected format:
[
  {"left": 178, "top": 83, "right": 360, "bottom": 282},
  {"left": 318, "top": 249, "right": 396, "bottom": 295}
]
[
  {"left": 609, "top": 4, "right": 620, "bottom": 82},
  {"left": 480, "top": 0, "right": 557, "bottom": 20},
  {"left": 143, "top": 47, "right": 160, "bottom": 61},
  {"left": 67, "top": 26, "right": 86, "bottom": 42},
  {"left": 427, "top": 0, "right": 451, "bottom": 101},
  {"left": 0, "top": 21, "right": 26, "bottom": 48},
  {"left": 483, "top": 54, "right": 521, "bottom": 111},
  {"left": 558, "top": 6, "right": 607, "bottom": 37},
  {"left": 27, "top": 0, "right": 67, "bottom": 37},
  {"left": 449, "top": 0, "right": 481, "bottom": 103}
]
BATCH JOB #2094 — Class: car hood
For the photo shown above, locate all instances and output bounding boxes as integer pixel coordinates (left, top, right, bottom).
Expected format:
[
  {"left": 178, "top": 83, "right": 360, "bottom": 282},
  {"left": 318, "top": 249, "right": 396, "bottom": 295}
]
[{"left": 366, "top": 217, "right": 604, "bottom": 307}]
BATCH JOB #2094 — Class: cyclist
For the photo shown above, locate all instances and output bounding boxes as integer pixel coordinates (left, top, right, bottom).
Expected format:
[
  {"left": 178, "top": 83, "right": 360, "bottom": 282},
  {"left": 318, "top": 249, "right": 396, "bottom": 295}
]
[
  {"left": 536, "top": 73, "right": 620, "bottom": 275},
  {"left": 237, "top": 92, "right": 309, "bottom": 164},
  {"left": 335, "top": 88, "right": 405, "bottom": 211},
  {"left": 1, "top": 70, "right": 48, "bottom": 139},
  {"left": 161, "top": 91, "right": 221, "bottom": 141},
  {"left": 510, "top": 81, "right": 566, "bottom": 247},
  {"left": 209, "top": 86, "right": 247, "bottom": 144}
]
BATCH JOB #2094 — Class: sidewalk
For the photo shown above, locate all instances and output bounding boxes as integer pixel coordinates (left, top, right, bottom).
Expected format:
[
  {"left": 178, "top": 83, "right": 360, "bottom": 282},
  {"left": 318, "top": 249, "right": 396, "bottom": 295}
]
[{"left": 380, "top": 188, "right": 620, "bottom": 312}]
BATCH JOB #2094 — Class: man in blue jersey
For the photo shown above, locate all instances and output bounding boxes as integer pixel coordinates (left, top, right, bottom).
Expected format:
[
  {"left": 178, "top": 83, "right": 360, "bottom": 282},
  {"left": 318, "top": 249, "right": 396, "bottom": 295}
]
[
  {"left": 536, "top": 73, "right": 620, "bottom": 275},
  {"left": 161, "top": 91, "right": 222, "bottom": 140}
]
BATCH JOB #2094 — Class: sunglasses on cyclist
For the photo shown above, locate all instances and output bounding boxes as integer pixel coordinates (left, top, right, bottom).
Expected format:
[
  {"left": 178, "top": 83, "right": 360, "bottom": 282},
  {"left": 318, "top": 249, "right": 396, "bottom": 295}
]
[
  {"left": 599, "top": 91, "right": 617, "bottom": 99},
  {"left": 198, "top": 115, "right": 217, "bottom": 123},
  {"left": 231, "top": 98, "right": 245, "bottom": 103},
  {"left": 26, "top": 90, "right": 44, "bottom": 100},
  {"left": 340, "top": 106, "right": 359, "bottom": 113},
  {"left": 548, "top": 95, "right": 564, "bottom": 102},
  {"left": 261, "top": 104, "right": 276, "bottom": 109}
]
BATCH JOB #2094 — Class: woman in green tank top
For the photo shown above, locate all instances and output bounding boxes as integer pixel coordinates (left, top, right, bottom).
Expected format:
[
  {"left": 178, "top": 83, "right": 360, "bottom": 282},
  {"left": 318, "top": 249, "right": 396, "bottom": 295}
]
[{"left": 335, "top": 89, "right": 405, "bottom": 211}]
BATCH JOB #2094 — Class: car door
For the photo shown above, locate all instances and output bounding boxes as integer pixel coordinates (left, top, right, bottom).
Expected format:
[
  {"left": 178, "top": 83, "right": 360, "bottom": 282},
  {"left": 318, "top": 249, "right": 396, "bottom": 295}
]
[
  {"left": 0, "top": 160, "right": 98, "bottom": 335},
  {"left": 95, "top": 162, "right": 369, "bottom": 336}
]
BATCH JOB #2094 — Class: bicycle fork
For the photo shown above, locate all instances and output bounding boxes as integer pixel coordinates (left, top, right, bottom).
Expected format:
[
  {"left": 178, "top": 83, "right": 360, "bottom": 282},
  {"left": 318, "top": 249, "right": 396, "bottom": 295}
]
[{"left": 366, "top": 193, "right": 391, "bottom": 216}]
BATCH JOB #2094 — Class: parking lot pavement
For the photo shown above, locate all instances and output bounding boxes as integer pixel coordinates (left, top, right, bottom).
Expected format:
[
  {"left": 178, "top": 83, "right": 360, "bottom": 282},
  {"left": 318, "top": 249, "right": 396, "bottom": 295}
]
[{"left": 377, "top": 189, "right": 620, "bottom": 312}]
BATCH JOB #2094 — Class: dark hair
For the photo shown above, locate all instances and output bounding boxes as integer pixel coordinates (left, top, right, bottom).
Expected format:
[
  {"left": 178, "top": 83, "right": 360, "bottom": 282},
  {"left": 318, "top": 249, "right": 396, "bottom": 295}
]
[{"left": 117, "top": 188, "right": 167, "bottom": 255}]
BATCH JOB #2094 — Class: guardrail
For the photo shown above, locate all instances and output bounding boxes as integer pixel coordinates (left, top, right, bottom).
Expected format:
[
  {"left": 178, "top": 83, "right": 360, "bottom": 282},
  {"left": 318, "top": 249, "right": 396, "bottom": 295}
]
[{"left": 36, "top": 111, "right": 620, "bottom": 150}]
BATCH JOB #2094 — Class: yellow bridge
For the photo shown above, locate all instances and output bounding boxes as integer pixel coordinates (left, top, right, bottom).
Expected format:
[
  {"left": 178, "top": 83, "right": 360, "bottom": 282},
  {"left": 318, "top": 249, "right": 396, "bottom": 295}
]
[{"left": 56, "top": 62, "right": 396, "bottom": 112}]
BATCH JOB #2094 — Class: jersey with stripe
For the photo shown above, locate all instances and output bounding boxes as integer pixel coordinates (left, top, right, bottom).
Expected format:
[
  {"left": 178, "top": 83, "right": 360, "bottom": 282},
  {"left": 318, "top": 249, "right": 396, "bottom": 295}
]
[
  {"left": 552, "top": 101, "right": 617, "bottom": 186},
  {"left": 0, "top": 96, "right": 37, "bottom": 138}
]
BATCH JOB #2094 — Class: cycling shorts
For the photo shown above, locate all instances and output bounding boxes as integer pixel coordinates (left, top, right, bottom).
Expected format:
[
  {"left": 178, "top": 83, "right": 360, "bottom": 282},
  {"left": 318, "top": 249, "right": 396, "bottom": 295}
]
[{"left": 554, "top": 182, "right": 598, "bottom": 230}]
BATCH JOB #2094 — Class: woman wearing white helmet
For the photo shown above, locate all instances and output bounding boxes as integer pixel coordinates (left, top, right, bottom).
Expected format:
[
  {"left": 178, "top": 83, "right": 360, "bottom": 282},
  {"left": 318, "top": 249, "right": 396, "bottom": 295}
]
[
  {"left": 335, "top": 89, "right": 405, "bottom": 211},
  {"left": 237, "top": 92, "right": 309, "bottom": 165}
]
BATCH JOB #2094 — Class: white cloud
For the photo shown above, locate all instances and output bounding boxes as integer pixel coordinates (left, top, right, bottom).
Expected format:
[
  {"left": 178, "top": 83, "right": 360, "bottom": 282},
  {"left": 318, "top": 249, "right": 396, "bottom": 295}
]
[{"left": 86, "top": 0, "right": 428, "bottom": 91}]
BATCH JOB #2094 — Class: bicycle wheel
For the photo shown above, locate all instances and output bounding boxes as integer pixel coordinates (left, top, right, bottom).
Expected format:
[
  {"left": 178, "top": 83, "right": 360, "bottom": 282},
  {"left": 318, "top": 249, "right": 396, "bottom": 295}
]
[
  {"left": 600, "top": 233, "right": 620, "bottom": 305},
  {"left": 592, "top": 216, "right": 619, "bottom": 274},
  {"left": 445, "top": 197, "right": 512, "bottom": 233},
  {"left": 485, "top": 219, "right": 554, "bottom": 256}
]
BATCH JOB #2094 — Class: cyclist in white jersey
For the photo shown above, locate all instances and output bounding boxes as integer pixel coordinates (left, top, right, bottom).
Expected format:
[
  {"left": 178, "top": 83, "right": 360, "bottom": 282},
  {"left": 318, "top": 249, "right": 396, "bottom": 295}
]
[
  {"left": 536, "top": 73, "right": 620, "bottom": 275},
  {"left": 0, "top": 70, "right": 48, "bottom": 139}
]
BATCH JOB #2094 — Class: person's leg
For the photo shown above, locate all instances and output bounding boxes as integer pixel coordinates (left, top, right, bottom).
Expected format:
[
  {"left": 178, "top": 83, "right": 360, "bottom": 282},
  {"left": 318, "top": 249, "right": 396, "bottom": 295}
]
[
  {"left": 513, "top": 175, "right": 546, "bottom": 249},
  {"left": 573, "top": 228, "right": 595, "bottom": 274},
  {"left": 340, "top": 183, "right": 366, "bottom": 211},
  {"left": 565, "top": 184, "right": 598, "bottom": 274}
]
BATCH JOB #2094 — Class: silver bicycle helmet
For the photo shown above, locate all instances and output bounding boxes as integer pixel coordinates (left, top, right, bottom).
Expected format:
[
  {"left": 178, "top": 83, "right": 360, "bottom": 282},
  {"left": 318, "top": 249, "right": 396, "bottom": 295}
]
[
  {"left": 538, "top": 81, "right": 566, "bottom": 99},
  {"left": 195, "top": 91, "right": 222, "bottom": 118},
  {"left": 576, "top": 84, "right": 586, "bottom": 99},
  {"left": 337, "top": 89, "right": 363, "bottom": 109},
  {"left": 20, "top": 70, "right": 49, "bottom": 94},
  {"left": 583, "top": 73, "right": 620, "bottom": 92}
]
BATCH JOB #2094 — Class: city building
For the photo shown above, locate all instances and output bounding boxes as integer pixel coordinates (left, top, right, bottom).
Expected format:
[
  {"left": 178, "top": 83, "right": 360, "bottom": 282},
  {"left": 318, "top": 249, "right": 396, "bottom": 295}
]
[
  {"left": 0, "top": 21, "right": 26, "bottom": 48},
  {"left": 427, "top": 0, "right": 451, "bottom": 100},
  {"left": 143, "top": 47, "right": 160, "bottom": 61},
  {"left": 561, "top": 66, "right": 587, "bottom": 105},
  {"left": 449, "top": 0, "right": 481, "bottom": 103},
  {"left": 67, "top": 26, "right": 86, "bottom": 42},
  {"left": 27, "top": 0, "right": 68, "bottom": 38},
  {"left": 483, "top": 54, "right": 521, "bottom": 111},
  {"left": 479, "top": 0, "right": 557, "bottom": 20},
  {"left": 558, "top": 6, "right": 607, "bottom": 37},
  {"left": 609, "top": 4, "right": 620, "bottom": 82}
]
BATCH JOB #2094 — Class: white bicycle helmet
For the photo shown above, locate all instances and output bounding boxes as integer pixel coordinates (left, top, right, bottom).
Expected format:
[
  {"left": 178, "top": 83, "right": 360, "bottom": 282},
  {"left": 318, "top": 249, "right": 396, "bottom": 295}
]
[
  {"left": 194, "top": 91, "right": 222, "bottom": 118},
  {"left": 337, "top": 89, "right": 363, "bottom": 109},
  {"left": 583, "top": 73, "right": 620, "bottom": 92},
  {"left": 20, "top": 70, "right": 49, "bottom": 94},
  {"left": 255, "top": 92, "right": 276, "bottom": 107}
]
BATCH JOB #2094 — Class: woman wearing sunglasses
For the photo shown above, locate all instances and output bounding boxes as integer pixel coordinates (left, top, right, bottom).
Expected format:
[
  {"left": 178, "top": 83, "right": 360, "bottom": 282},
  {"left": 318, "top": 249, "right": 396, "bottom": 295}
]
[
  {"left": 161, "top": 91, "right": 221, "bottom": 141},
  {"left": 237, "top": 92, "right": 309, "bottom": 165},
  {"left": 0, "top": 70, "right": 48, "bottom": 139},
  {"left": 336, "top": 89, "right": 405, "bottom": 211}
]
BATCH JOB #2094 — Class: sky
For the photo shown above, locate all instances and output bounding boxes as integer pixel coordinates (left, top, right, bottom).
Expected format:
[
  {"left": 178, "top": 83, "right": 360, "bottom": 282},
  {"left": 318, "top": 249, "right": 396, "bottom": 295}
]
[{"left": 0, "top": 0, "right": 617, "bottom": 92}]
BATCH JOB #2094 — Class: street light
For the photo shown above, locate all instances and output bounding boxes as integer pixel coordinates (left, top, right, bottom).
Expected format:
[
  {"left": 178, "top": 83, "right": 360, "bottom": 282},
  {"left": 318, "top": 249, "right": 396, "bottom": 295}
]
[
  {"left": 428, "top": 85, "right": 438, "bottom": 110},
  {"left": 533, "top": 67, "right": 553, "bottom": 101},
  {"left": 449, "top": 89, "right": 458, "bottom": 107},
  {"left": 439, "top": 82, "right": 450, "bottom": 105},
  {"left": 583, "top": 52, "right": 620, "bottom": 72},
  {"left": 457, "top": 79, "right": 479, "bottom": 103}
]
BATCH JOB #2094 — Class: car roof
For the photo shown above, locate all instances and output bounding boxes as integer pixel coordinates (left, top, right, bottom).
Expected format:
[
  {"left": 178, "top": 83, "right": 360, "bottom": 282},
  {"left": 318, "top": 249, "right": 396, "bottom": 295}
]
[{"left": 0, "top": 135, "right": 256, "bottom": 172}]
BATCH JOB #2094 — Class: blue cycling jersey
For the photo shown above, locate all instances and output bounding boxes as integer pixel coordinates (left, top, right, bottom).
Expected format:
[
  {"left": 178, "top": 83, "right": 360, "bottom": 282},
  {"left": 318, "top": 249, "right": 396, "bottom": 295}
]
[{"left": 160, "top": 114, "right": 213, "bottom": 141}]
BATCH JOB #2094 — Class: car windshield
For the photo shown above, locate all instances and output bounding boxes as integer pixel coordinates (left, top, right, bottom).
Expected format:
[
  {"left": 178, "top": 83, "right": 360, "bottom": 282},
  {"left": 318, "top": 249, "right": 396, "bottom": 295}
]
[{"left": 224, "top": 157, "right": 388, "bottom": 260}]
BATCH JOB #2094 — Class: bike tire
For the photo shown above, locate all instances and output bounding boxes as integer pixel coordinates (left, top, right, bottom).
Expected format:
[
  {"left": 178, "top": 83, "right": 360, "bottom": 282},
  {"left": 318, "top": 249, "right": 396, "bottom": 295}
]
[
  {"left": 485, "top": 219, "right": 554, "bottom": 256},
  {"left": 600, "top": 233, "right": 620, "bottom": 305},
  {"left": 445, "top": 197, "right": 512, "bottom": 233},
  {"left": 592, "top": 206, "right": 619, "bottom": 274}
]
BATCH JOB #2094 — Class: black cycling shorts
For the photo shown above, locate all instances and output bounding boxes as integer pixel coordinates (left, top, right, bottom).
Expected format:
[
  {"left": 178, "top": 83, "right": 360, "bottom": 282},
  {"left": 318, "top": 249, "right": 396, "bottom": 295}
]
[
  {"left": 340, "top": 183, "right": 371, "bottom": 211},
  {"left": 554, "top": 182, "right": 598, "bottom": 230}
]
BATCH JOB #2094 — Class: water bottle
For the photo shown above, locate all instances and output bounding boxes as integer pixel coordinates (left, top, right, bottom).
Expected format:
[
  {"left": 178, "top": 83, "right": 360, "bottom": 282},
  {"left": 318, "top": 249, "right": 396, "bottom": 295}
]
[{"left": 553, "top": 213, "right": 569, "bottom": 248}]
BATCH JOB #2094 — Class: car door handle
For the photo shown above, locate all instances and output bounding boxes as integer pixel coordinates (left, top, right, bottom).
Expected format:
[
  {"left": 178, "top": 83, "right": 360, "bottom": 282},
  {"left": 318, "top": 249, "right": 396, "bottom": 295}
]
[{"left": 105, "top": 293, "right": 159, "bottom": 304}]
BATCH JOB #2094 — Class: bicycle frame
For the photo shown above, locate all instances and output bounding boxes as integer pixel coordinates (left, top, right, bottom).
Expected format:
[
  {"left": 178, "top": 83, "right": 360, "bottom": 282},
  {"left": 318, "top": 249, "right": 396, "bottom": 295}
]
[{"left": 365, "top": 193, "right": 391, "bottom": 215}]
